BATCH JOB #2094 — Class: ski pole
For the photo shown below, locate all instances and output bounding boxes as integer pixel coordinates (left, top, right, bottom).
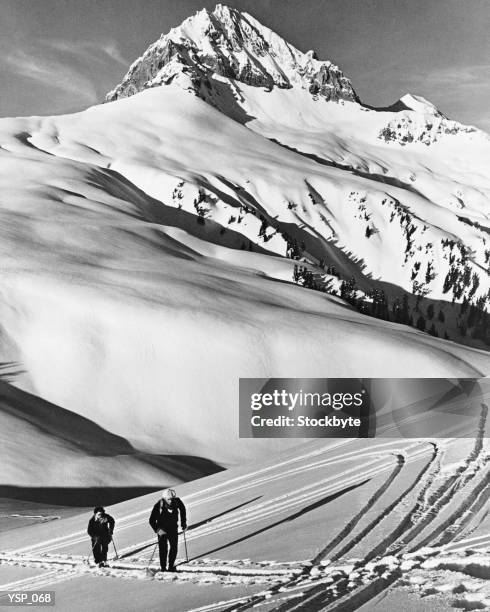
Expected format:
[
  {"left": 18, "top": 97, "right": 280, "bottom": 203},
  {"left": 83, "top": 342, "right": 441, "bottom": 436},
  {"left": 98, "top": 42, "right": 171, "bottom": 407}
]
[
  {"left": 112, "top": 539, "right": 119, "bottom": 560},
  {"left": 85, "top": 539, "right": 97, "bottom": 565},
  {"left": 145, "top": 541, "right": 158, "bottom": 576},
  {"left": 182, "top": 529, "right": 189, "bottom": 563}
]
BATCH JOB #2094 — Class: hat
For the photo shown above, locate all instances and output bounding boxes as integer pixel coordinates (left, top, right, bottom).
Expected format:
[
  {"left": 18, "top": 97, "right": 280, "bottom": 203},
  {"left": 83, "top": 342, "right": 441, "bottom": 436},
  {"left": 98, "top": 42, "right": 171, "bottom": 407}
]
[{"left": 161, "top": 489, "right": 176, "bottom": 499}]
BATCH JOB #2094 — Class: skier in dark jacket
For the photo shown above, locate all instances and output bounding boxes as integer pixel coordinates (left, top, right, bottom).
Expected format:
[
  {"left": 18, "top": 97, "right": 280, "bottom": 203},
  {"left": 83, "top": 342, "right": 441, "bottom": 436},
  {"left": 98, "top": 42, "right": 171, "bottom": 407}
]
[
  {"left": 149, "top": 489, "right": 187, "bottom": 572},
  {"left": 87, "top": 506, "right": 115, "bottom": 567}
]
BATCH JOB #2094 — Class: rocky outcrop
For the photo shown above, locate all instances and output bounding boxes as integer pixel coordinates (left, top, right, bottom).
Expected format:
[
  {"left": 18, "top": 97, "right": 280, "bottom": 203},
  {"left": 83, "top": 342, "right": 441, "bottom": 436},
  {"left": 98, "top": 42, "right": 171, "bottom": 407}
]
[
  {"left": 377, "top": 94, "right": 481, "bottom": 145},
  {"left": 106, "top": 4, "right": 358, "bottom": 104},
  {"left": 378, "top": 112, "right": 478, "bottom": 146}
]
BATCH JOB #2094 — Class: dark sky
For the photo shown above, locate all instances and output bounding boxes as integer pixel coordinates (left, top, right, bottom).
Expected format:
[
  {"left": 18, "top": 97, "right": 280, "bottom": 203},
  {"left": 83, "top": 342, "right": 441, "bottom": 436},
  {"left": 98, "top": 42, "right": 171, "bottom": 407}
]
[{"left": 1, "top": 0, "right": 489, "bottom": 130}]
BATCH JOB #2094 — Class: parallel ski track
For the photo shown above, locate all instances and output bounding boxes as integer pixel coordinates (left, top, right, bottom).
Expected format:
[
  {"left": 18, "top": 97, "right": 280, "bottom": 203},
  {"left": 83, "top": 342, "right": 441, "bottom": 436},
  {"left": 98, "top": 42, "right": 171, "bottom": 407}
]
[
  {"left": 9, "top": 441, "right": 405, "bottom": 557},
  {"left": 1, "top": 441, "right": 402, "bottom": 591},
  {"left": 268, "top": 405, "right": 489, "bottom": 612},
  {"left": 216, "top": 441, "right": 437, "bottom": 612},
  {"left": 0, "top": 568, "right": 78, "bottom": 594},
  {"left": 0, "top": 453, "right": 391, "bottom": 591},
  {"left": 8, "top": 442, "right": 348, "bottom": 555},
  {"left": 443, "top": 533, "right": 490, "bottom": 553},
  {"left": 216, "top": 413, "right": 488, "bottom": 612},
  {"left": 6, "top": 426, "right": 484, "bottom": 611},
  {"left": 423, "top": 404, "right": 489, "bottom": 548}
]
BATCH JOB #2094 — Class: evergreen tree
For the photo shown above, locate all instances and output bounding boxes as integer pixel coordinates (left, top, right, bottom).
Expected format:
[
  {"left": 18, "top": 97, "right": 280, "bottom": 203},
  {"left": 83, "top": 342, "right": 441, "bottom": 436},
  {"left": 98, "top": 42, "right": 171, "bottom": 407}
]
[
  {"left": 259, "top": 217, "right": 268, "bottom": 238},
  {"left": 392, "top": 298, "right": 402, "bottom": 323},
  {"left": 401, "top": 294, "right": 410, "bottom": 324},
  {"left": 467, "top": 304, "right": 480, "bottom": 328},
  {"left": 293, "top": 264, "right": 300, "bottom": 283},
  {"left": 340, "top": 277, "right": 357, "bottom": 305},
  {"left": 469, "top": 273, "right": 480, "bottom": 298}
]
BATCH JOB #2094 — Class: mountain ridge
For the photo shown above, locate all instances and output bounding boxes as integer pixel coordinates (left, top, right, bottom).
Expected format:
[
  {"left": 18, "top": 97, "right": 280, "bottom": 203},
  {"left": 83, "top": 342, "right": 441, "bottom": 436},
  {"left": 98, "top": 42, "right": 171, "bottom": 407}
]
[
  {"left": 105, "top": 3, "right": 486, "bottom": 150},
  {"left": 106, "top": 3, "right": 358, "bottom": 105}
]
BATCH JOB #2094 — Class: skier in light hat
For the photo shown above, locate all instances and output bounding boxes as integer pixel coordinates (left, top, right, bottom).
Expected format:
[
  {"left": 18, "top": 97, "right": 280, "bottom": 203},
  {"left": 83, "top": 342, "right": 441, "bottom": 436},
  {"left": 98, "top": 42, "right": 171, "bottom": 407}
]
[{"left": 149, "top": 488, "right": 187, "bottom": 572}]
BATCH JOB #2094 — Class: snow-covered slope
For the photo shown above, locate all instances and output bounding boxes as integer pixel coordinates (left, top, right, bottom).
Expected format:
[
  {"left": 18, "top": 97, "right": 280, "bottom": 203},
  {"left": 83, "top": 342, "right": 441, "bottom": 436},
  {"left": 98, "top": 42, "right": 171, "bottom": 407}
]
[
  {"left": 1, "top": 404, "right": 489, "bottom": 611},
  {"left": 105, "top": 4, "right": 490, "bottom": 340},
  {"left": 0, "top": 5, "right": 489, "bottom": 488},
  {"left": 0, "top": 84, "right": 489, "bottom": 481},
  {"left": 0, "top": 381, "right": 218, "bottom": 489}
]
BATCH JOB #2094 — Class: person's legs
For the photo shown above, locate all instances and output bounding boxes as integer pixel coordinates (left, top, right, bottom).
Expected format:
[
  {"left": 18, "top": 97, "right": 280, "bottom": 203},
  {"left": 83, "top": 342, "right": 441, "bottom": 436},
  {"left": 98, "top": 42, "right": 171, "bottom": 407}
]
[
  {"left": 158, "top": 535, "right": 168, "bottom": 571},
  {"left": 92, "top": 539, "right": 102, "bottom": 564},
  {"left": 101, "top": 541, "right": 109, "bottom": 563},
  {"left": 168, "top": 531, "right": 178, "bottom": 569}
]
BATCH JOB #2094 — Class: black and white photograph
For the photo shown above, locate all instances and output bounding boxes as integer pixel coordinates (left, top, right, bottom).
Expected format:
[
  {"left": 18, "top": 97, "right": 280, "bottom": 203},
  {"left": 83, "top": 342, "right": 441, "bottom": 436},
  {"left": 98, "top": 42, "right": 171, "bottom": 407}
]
[{"left": 0, "top": 1, "right": 489, "bottom": 610}]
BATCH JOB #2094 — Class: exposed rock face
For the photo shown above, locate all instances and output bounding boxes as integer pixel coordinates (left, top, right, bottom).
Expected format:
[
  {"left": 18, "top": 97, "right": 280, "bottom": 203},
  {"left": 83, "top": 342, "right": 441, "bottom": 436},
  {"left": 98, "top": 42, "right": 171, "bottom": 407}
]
[
  {"left": 378, "top": 93, "right": 480, "bottom": 145},
  {"left": 106, "top": 4, "right": 358, "bottom": 104},
  {"left": 379, "top": 115, "right": 478, "bottom": 146}
]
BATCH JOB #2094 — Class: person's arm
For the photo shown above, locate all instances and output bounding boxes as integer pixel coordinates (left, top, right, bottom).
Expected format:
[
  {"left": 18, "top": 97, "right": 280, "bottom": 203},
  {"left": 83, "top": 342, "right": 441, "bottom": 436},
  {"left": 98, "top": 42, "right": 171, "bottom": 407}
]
[
  {"left": 107, "top": 514, "right": 115, "bottom": 535},
  {"left": 149, "top": 505, "right": 159, "bottom": 533},
  {"left": 149, "top": 503, "right": 167, "bottom": 537},
  {"left": 177, "top": 499, "right": 187, "bottom": 530},
  {"left": 88, "top": 518, "right": 99, "bottom": 541},
  {"left": 107, "top": 515, "right": 115, "bottom": 538}
]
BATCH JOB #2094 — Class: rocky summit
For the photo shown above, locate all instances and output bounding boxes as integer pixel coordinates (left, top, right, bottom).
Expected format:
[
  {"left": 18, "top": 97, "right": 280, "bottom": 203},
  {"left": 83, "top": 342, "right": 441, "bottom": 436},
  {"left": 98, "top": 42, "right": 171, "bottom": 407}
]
[{"left": 106, "top": 4, "right": 358, "bottom": 105}]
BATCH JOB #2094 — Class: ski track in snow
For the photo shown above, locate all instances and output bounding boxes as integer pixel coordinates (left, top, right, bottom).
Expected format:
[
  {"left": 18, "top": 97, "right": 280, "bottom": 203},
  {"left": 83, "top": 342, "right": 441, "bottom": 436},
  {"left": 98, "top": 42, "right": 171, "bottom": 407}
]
[
  {"left": 222, "top": 406, "right": 488, "bottom": 611},
  {"left": 191, "top": 425, "right": 488, "bottom": 611},
  {"left": 6, "top": 439, "right": 419, "bottom": 557},
  {"left": 2, "top": 432, "right": 489, "bottom": 611}
]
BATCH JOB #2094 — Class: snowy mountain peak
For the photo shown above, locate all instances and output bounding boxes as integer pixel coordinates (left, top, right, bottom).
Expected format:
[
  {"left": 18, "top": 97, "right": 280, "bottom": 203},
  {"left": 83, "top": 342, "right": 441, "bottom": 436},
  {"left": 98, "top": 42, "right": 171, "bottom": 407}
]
[
  {"left": 106, "top": 4, "right": 358, "bottom": 104},
  {"left": 399, "top": 93, "right": 446, "bottom": 118},
  {"left": 379, "top": 91, "right": 481, "bottom": 146}
]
